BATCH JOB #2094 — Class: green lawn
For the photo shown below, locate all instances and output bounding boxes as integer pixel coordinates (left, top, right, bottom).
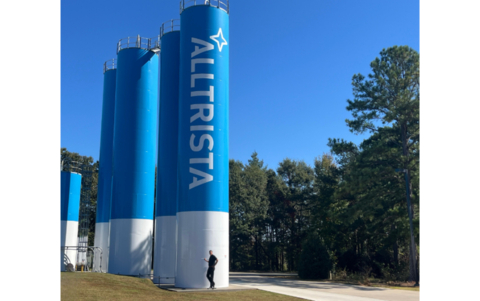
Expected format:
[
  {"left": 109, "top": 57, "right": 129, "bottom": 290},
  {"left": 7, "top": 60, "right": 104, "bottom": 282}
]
[{"left": 61, "top": 272, "right": 300, "bottom": 301}]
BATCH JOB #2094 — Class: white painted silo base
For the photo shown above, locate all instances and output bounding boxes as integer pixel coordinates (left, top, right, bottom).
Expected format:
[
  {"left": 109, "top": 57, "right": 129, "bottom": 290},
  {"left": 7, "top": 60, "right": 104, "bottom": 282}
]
[
  {"left": 94, "top": 222, "right": 110, "bottom": 272},
  {"left": 61, "top": 220, "right": 79, "bottom": 271},
  {"left": 108, "top": 218, "right": 153, "bottom": 276},
  {"left": 176, "top": 211, "right": 229, "bottom": 289},
  {"left": 153, "top": 216, "right": 176, "bottom": 284}
]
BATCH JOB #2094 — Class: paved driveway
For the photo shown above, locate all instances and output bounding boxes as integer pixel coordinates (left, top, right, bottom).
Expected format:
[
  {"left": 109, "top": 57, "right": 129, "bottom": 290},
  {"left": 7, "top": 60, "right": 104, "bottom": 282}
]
[{"left": 230, "top": 273, "right": 419, "bottom": 301}]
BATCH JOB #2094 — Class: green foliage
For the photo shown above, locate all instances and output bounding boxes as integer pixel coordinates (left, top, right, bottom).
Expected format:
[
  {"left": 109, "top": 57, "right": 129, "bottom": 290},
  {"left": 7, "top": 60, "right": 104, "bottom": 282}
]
[
  {"left": 324, "top": 45, "right": 419, "bottom": 280},
  {"left": 298, "top": 234, "right": 333, "bottom": 279},
  {"left": 346, "top": 45, "right": 419, "bottom": 135},
  {"left": 229, "top": 153, "right": 272, "bottom": 270},
  {"left": 276, "top": 158, "right": 314, "bottom": 271}
]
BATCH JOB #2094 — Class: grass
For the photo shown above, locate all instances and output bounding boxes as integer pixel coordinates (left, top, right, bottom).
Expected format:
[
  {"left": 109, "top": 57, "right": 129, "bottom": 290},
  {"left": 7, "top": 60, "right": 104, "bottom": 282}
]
[
  {"left": 369, "top": 284, "right": 419, "bottom": 291},
  {"left": 326, "top": 279, "right": 420, "bottom": 292},
  {"left": 61, "top": 272, "right": 301, "bottom": 301}
]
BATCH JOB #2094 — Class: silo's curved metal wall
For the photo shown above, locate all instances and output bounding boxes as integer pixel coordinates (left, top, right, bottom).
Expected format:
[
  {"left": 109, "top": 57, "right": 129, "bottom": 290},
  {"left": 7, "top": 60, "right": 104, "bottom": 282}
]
[
  {"left": 177, "top": 3, "right": 230, "bottom": 288},
  {"left": 94, "top": 63, "right": 117, "bottom": 272},
  {"left": 153, "top": 27, "right": 180, "bottom": 285},
  {"left": 108, "top": 46, "right": 159, "bottom": 276},
  {"left": 60, "top": 171, "right": 82, "bottom": 271}
]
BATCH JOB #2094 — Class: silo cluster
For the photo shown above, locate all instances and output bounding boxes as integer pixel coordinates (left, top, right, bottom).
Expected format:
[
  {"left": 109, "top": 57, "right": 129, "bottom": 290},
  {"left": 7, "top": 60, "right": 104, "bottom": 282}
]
[{"left": 61, "top": 0, "right": 229, "bottom": 289}]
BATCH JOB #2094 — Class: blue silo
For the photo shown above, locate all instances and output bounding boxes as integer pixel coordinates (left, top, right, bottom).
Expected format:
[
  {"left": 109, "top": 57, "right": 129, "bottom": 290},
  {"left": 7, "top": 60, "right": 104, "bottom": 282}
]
[
  {"left": 94, "top": 59, "right": 117, "bottom": 273},
  {"left": 108, "top": 36, "right": 159, "bottom": 276},
  {"left": 176, "top": 1, "right": 230, "bottom": 288},
  {"left": 153, "top": 20, "right": 180, "bottom": 285},
  {"left": 61, "top": 171, "right": 82, "bottom": 271}
]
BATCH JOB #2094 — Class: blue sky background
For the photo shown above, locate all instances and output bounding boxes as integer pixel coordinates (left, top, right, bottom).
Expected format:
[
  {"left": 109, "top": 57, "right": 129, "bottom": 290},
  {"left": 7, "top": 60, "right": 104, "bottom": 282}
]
[{"left": 61, "top": 0, "right": 419, "bottom": 170}]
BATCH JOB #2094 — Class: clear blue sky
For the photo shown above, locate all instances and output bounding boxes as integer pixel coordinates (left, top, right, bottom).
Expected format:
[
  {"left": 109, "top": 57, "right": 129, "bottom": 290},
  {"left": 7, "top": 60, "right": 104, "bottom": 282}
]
[{"left": 61, "top": 0, "right": 419, "bottom": 170}]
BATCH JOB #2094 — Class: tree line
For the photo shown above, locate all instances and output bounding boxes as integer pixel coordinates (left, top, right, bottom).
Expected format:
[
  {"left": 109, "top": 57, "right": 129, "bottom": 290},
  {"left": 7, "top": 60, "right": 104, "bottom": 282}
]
[
  {"left": 228, "top": 45, "right": 419, "bottom": 281},
  {"left": 61, "top": 45, "right": 419, "bottom": 282}
]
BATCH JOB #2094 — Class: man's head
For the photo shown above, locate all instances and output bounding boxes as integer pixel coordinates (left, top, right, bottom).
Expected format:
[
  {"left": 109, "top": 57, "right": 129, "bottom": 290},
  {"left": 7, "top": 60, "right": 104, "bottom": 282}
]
[{"left": 209, "top": 250, "right": 213, "bottom": 255}]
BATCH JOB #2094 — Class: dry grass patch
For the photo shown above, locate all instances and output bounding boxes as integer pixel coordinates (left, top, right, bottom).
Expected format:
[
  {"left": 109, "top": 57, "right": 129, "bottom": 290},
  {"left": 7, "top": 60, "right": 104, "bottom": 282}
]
[{"left": 325, "top": 279, "right": 420, "bottom": 292}]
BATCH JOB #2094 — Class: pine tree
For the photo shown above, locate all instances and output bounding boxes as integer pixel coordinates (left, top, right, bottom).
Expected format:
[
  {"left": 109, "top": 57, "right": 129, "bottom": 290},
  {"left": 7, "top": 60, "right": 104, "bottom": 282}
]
[{"left": 343, "top": 45, "right": 419, "bottom": 282}]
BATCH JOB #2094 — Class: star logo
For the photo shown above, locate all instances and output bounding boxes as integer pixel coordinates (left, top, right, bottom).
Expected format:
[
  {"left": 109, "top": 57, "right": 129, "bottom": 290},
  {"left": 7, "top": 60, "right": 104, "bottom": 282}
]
[{"left": 210, "top": 28, "right": 228, "bottom": 52}]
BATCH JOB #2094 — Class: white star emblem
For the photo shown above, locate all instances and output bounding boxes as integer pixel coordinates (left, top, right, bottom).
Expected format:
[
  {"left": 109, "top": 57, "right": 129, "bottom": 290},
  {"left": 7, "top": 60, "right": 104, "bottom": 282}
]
[{"left": 210, "top": 28, "right": 228, "bottom": 52}]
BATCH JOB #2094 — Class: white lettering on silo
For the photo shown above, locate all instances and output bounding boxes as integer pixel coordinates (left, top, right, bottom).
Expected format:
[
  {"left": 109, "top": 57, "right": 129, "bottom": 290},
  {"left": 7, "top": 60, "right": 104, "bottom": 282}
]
[{"left": 189, "top": 37, "right": 215, "bottom": 190}]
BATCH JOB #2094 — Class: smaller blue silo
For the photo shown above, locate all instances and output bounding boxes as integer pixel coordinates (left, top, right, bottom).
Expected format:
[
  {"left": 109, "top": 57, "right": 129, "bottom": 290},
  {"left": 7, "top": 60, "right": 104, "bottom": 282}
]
[
  {"left": 153, "top": 19, "right": 180, "bottom": 285},
  {"left": 61, "top": 171, "right": 82, "bottom": 271},
  {"left": 94, "top": 59, "right": 117, "bottom": 272},
  {"left": 109, "top": 36, "right": 159, "bottom": 276}
]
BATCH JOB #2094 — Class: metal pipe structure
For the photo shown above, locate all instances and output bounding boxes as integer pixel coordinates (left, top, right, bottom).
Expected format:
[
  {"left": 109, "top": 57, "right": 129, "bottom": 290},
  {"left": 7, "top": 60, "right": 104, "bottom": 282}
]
[
  {"left": 62, "top": 246, "right": 104, "bottom": 272},
  {"left": 94, "top": 59, "right": 117, "bottom": 272},
  {"left": 77, "top": 236, "right": 88, "bottom": 265},
  {"left": 108, "top": 37, "right": 159, "bottom": 276},
  {"left": 153, "top": 19, "right": 181, "bottom": 285},
  {"left": 177, "top": 1, "right": 230, "bottom": 288},
  {"left": 61, "top": 171, "right": 82, "bottom": 271}
]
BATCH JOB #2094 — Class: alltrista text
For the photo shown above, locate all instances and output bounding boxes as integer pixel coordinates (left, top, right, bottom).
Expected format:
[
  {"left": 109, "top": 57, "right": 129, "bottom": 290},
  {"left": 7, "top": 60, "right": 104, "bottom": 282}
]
[{"left": 189, "top": 38, "right": 215, "bottom": 189}]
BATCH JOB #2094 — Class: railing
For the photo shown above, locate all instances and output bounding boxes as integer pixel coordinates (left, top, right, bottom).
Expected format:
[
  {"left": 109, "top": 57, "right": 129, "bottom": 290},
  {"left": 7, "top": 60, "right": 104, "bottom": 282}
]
[
  {"left": 160, "top": 19, "right": 180, "bottom": 38},
  {"left": 117, "top": 35, "right": 154, "bottom": 54},
  {"left": 180, "top": 0, "right": 229, "bottom": 14},
  {"left": 150, "top": 35, "right": 161, "bottom": 51},
  {"left": 61, "top": 157, "right": 81, "bottom": 173},
  {"left": 103, "top": 59, "right": 116, "bottom": 73}
]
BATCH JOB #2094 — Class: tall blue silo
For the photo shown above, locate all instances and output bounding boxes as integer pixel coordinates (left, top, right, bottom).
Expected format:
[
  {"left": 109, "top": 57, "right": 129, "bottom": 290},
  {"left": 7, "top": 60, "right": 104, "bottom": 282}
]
[
  {"left": 177, "top": 1, "right": 230, "bottom": 288},
  {"left": 108, "top": 36, "right": 159, "bottom": 276},
  {"left": 94, "top": 59, "right": 117, "bottom": 273},
  {"left": 153, "top": 19, "right": 180, "bottom": 285},
  {"left": 61, "top": 171, "right": 82, "bottom": 271}
]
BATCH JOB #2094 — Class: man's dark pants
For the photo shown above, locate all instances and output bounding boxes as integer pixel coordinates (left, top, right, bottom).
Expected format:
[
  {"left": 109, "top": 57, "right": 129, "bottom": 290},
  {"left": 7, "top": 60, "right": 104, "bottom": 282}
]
[{"left": 206, "top": 267, "right": 215, "bottom": 287}]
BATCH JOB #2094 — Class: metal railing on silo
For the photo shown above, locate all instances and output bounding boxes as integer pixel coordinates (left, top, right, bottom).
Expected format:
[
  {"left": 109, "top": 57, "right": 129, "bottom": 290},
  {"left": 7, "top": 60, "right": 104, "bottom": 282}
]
[
  {"left": 160, "top": 19, "right": 180, "bottom": 39},
  {"left": 117, "top": 35, "right": 159, "bottom": 54},
  {"left": 61, "top": 157, "right": 81, "bottom": 173},
  {"left": 150, "top": 35, "right": 161, "bottom": 53},
  {"left": 103, "top": 59, "right": 116, "bottom": 74},
  {"left": 180, "top": 0, "right": 229, "bottom": 14}
]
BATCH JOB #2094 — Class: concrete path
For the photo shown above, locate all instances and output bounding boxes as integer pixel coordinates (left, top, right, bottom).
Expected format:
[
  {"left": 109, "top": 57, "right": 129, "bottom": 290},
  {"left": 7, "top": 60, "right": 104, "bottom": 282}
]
[{"left": 230, "top": 273, "right": 419, "bottom": 301}]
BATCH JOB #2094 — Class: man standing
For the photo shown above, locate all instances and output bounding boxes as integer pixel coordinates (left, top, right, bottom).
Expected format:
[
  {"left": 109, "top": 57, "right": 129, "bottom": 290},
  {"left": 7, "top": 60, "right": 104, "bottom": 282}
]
[{"left": 204, "top": 250, "right": 218, "bottom": 289}]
